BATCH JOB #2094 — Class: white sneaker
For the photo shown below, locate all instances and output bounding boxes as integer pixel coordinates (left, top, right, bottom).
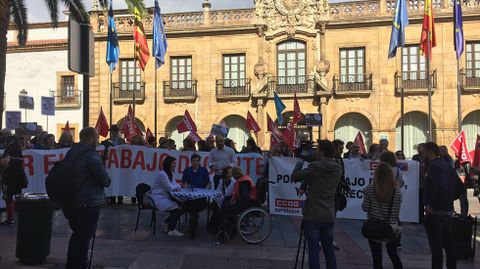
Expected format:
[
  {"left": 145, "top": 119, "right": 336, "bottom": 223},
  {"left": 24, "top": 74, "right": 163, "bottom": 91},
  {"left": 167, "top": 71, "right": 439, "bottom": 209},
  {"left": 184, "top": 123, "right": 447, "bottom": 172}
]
[{"left": 168, "top": 229, "right": 184, "bottom": 237}]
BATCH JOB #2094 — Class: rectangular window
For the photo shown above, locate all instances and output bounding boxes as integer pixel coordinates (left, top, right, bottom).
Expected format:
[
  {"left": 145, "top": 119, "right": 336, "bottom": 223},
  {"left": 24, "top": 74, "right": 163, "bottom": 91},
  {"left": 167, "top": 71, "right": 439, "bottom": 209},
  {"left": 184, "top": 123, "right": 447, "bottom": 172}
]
[
  {"left": 401, "top": 45, "right": 426, "bottom": 80},
  {"left": 120, "top": 59, "right": 141, "bottom": 91},
  {"left": 223, "top": 54, "right": 246, "bottom": 87},
  {"left": 466, "top": 42, "right": 480, "bottom": 78},
  {"left": 339, "top": 47, "right": 365, "bottom": 83},
  {"left": 171, "top": 56, "right": 192, "bottom": 89},
  {"left": 61, "top": 76, "right": 75, "bottom": 97}
]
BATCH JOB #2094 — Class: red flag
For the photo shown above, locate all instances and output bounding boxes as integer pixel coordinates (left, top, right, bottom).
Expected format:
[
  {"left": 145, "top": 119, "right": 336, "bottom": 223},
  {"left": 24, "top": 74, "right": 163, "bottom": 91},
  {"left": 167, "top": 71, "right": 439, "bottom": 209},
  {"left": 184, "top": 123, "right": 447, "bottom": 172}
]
[
  {"left": 187, "top": 131, "right": 202, "bottom": 143},
  {"left": 471, "top": 135, "right": 480, "bottom": 169},
  {"left": 292, "top": 93, "right": 303, "bottom": 125},
  {"left": 176, "top": 110, "right": 197, "bottom": 133},
  {"left": 353, "top": 131, "right": 367, "bottom": 155},
  {"left": 133, "top": 7, "right": 149, "bottom": 71},
  {"left": 95, "top": 107, "right": 109, "bottom": 137},
  {"left": 121, "top": 105, "right": 143, "bottom": 139},
  {"left": 246, "top": 111, "right": 261, "bottom": 133},
  {"left": 419, "top": 0, "right": 436, "bottom": 60},
  {"left": 146, "top": 128, "right": 154, "bottom": 140},
  {"left": 449, "top": 131, "right": 472, "bottom": 164},
  {"left": 282, "top": 121, "right": 297, "bottom": 150},
  {"left": 267, "top": 113, "right": 285, "bottom": 145}
]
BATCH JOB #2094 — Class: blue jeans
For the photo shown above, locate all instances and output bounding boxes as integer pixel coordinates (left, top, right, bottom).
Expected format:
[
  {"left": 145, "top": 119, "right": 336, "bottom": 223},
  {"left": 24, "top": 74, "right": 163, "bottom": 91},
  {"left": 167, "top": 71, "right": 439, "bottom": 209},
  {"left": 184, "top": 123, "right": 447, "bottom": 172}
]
[{"left": 303, "top": 220, "right": 336, "bottom": 269}]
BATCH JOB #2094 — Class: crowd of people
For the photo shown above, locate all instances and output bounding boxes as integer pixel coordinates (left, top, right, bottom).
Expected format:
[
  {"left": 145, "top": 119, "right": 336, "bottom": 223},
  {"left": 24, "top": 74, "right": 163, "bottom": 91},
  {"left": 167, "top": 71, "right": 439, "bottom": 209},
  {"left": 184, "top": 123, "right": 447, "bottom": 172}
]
[{"left": 0, "top": 122, "right": 479, "bottom": 269}]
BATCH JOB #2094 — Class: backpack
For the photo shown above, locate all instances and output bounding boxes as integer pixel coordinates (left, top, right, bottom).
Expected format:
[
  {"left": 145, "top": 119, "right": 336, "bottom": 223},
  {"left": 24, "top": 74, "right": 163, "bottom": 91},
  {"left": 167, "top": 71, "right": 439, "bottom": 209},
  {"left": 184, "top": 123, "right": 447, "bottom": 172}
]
[{"left": 45, "top": 150, "right": 89, "bottom": 204}]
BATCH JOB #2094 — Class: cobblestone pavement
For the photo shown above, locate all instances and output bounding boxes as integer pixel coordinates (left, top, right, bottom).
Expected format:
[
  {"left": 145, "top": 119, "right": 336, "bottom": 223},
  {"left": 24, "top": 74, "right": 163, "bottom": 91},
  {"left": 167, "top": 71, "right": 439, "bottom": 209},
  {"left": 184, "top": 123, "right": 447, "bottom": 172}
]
[{"left": 0, "top": 193, "right": 478, "bottom": 269}]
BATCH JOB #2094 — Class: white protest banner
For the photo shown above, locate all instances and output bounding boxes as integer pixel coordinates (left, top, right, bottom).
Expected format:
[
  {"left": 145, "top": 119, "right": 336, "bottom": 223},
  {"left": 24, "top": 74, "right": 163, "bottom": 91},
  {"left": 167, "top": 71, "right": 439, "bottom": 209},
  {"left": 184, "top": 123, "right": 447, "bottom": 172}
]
[
  {"left": 268, "top": 157, "right": 420, "bottom": 223},
  {"left": 41, "top": 96, "right": 55, "bottom": 116},
  {"left": 17, "top": 145, "right": 264, "bottom": 197}
]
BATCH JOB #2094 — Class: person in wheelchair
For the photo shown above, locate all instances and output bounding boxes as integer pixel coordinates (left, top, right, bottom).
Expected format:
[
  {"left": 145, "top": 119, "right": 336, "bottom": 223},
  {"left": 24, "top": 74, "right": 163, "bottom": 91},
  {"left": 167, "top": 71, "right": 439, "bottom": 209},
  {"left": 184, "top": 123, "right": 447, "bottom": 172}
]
[{"left": 217, "top": 167, "right": 259, "bottom": 241}]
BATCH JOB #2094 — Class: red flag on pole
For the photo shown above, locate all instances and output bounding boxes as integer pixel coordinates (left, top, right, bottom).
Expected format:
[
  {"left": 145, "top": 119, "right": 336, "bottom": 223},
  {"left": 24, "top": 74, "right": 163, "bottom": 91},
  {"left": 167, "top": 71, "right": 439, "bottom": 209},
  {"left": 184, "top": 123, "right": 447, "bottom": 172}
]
[
  {"left": 353, "top": 131, "right": 367, "bottom": 155},
  {"left": 267, "top": 113, "right": 284, "bottom": 141},
  {"left": 176, "top": 110, "right": 197, "bottom": 133},
  {"left": 121, "top": 105, "right": 143, "bottom": 139},
  {"left": 292, "top": 93, "right": 303, "bottom": 125},
  {"left": 146, "top": 128, "right": 154, "bottom": 140},
  {"left": 187, "top": 131, "right": 202, "bottom": 143},
  {"left": 95, "top": 107, "right": 109, "bottom": 137},
  {"left": 471, "top": 134, "right": 480, "bottom": 169},
  {"left": 449, "top": 130, "right": 472, "bottom": 164},
  {"left": 246, "top": 111, "right": 261, "bottom": 133},
  {"left": 282, "top": 121, "right": 297, "bottom": 150}
]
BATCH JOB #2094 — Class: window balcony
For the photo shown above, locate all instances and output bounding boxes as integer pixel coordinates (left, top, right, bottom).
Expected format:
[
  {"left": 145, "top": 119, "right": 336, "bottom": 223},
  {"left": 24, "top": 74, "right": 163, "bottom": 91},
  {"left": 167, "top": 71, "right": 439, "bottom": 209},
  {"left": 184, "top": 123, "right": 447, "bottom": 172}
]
[
  {"left": 55, "top": 92, "right": 81, "bottom": 108},
  {"left": 112, "top": 82, "right": 146, "bottom": 104},
  {"left": 216, "top": 78, "right": 251, "bottom": 101},
  {"left": 267, "top": 75, "right": 315, "bottom": 96},
  {"left": 394, "top": 70, "right": 437, "bottom": 94},
  {"left": 333, "top": 73, "right": 373, "bottom": 96},
  {"left": 163, "top": 80, "right": 197, "bottom": 102},
  {"left": 460, "top": 69, "right": 480, "bottom": 92}
]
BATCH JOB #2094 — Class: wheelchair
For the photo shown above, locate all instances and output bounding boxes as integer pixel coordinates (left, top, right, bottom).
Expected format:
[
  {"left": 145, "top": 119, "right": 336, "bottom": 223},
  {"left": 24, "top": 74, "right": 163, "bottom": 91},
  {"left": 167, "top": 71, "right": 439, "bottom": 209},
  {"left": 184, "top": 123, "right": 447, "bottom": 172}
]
[{"left": 216, "top": 177, "right": 272, "bottom": 244}]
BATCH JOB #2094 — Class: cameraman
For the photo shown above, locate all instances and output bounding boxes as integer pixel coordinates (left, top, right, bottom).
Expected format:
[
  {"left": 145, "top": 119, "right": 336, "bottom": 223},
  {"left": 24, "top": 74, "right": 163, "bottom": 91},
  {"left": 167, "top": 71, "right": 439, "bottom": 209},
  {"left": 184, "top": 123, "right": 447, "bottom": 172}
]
[{"left": 292, "top": 140, "right": 342, "bottom": 269}]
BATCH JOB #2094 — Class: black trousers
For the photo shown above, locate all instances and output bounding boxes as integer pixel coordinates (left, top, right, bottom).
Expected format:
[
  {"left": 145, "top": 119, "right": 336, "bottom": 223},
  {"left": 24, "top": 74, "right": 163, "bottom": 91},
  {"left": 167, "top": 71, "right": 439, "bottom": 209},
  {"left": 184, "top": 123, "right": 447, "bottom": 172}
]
[
  {"left": 213, "top": 174, "right": 222, "bottom": 190},
  {"left": 164, "top": 208, "right": 183, "bottom": 231},
  {"left": 184, "top": 198, "right": 207, "bottom": 235},
  {"left": 63, "top": 206, "right": 100, "bottom": 269},
  {"left": 368, "top": 238, "right": 403, "bottom": 269},
  {"left": 424, "top": 215, "right": 457, "bottom": 269}
]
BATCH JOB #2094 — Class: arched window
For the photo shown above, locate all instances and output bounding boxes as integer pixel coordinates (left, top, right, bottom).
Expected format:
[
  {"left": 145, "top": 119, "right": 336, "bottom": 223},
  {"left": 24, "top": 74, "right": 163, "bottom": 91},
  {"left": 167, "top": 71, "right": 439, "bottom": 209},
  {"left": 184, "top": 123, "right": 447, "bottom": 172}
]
[
  {"left": 276, "top": 41, "right": 307, "bottom": 93},
  {"left": 117, "top": 117, "right": 146, "bottom": 133},
  {"left": 396, "top": 111, "right": 435, "bottom": 158},
  {"left": 462, "top": 110, "right": 480, "bottom": 150},
  {"left": 165, "top": 116, "right": 188, "bottom": 148},
  {"left": 334, "top": 113, "right": 372, "bottom": 147},
  {"left": 222, "top": 115, "right": 249, "bottom": 151}
]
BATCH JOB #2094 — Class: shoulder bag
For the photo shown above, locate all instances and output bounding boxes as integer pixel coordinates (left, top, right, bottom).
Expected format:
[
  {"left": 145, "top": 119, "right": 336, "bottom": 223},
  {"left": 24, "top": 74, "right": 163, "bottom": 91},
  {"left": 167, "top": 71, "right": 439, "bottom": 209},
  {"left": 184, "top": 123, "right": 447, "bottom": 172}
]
[{"left": 361, "top": 191, "right": 397, "bottom": 241}]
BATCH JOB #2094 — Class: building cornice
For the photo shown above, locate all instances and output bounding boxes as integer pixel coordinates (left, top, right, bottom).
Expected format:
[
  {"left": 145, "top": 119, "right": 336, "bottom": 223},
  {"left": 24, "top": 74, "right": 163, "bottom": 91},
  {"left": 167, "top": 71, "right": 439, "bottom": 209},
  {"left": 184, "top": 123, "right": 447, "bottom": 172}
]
[
  {"left": 8, "top": 21, "right": 68, "bottom": 30},
  {"left": 7, "top": 39, "right": 68, "bottom": 53}
]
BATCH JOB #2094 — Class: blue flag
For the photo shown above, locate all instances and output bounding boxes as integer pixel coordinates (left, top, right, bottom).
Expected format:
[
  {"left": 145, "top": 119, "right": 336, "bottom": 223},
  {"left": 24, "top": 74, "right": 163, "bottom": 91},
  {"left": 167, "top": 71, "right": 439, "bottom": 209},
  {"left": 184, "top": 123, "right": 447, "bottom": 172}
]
[
  {"left": 152, "top": 0, "right": 168, "bottom": 69},
  {"left": 388, "top": 0, "right": 409, "bottom": 59},
  {"left": 106, "top": 2, "right": 119, "bottom": 73},
  {"left": 274, "top": 92, "right": 286, "bottom": 125},
  {"left": 454, "top": 0, "right": 464, "bottom": 59}
]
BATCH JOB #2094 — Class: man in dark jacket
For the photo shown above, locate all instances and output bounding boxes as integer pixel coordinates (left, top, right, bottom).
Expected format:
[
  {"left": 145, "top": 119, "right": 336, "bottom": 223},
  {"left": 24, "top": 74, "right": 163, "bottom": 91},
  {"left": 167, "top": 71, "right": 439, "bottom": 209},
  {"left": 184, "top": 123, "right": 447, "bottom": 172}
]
[
  {"left": 292, "top": 140, "right": 341, "bottom": 269},
  {"left": 63, "top": 127, "right": 111, "bottom": 269},
  {"left": 423, "top": 142, "right": 456, "bottom": 269}
]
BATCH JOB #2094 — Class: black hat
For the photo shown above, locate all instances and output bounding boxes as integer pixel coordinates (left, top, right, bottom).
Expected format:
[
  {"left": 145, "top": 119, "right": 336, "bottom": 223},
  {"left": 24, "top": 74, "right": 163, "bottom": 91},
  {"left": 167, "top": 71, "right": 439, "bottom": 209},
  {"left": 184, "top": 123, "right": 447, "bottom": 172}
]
[{"left": 109, "top": 124, "right": 120, "bottom": 132}]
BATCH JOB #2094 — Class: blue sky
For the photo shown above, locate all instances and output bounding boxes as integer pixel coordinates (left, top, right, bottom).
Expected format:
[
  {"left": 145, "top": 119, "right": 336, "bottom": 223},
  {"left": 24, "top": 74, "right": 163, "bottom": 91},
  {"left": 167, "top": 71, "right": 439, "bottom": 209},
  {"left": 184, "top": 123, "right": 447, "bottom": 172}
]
[{"left": 26, "top": 0, "right": 255, "bottom": 23}]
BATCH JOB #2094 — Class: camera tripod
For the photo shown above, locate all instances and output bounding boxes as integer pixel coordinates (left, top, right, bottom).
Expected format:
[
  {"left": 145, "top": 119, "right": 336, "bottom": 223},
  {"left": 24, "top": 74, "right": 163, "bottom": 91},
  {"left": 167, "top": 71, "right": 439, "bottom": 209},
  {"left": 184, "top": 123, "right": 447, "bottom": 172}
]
[{"left": 293, "top": 220, "right": 307, "bottom": 269}]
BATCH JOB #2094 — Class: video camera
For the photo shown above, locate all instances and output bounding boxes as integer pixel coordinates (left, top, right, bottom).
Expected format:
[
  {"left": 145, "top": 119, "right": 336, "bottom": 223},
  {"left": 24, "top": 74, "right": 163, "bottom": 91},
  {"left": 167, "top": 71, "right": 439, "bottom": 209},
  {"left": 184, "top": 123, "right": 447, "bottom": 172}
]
[
  {"left": 100, "top": 140, "right": 114, "bottom": 162},
  {"left": 295, "top": 140, "right": 317, "bottom": 162}
]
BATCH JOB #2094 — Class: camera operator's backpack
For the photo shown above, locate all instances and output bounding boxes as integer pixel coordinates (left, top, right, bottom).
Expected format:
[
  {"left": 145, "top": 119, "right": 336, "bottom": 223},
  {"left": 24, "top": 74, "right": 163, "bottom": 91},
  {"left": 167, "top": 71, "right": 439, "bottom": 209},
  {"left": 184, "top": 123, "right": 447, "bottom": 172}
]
[{"left": 45, "top": 150, "right": 89, "bottom": 205}]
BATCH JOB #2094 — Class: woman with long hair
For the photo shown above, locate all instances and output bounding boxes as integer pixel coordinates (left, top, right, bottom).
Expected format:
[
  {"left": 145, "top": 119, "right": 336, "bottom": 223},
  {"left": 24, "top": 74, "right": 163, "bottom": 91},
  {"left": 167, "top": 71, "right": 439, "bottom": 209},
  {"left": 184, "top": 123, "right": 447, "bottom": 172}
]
[
  {"left": 362, "top": 162, "right": 403, "bottom": 269},
  {"left": 150, "top": 156, "right": 184, "bottom": 236}
]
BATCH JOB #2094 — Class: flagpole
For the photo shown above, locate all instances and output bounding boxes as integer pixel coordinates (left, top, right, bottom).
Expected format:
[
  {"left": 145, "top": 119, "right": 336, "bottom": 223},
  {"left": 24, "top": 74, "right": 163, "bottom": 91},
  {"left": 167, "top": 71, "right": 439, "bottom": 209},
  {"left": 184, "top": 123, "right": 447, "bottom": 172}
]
[
  {"left": 401, "top": 84, "right": 405, "bottom": 152},
  {"left": 427, "top": 29, "right": 433, "bottom": 142},
  {"left": 133, "top": 44, "right": 137, "bottom": 115},
  {"left": 109, "top": 71, "right": 113, "bottom": 127},
  {"left": 457, "top": 59, "right": 462, "bottom": 132},
  {"left": 154, "top": 68, "right": 158, "bottom": 138}
]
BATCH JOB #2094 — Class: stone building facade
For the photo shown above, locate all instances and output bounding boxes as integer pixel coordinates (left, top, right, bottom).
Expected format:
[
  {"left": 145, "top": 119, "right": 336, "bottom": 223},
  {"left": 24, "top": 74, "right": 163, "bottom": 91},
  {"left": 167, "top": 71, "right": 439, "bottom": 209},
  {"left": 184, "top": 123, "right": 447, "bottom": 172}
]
[{"left": 88, "top": 0, "right": 480, "bottom": 157}]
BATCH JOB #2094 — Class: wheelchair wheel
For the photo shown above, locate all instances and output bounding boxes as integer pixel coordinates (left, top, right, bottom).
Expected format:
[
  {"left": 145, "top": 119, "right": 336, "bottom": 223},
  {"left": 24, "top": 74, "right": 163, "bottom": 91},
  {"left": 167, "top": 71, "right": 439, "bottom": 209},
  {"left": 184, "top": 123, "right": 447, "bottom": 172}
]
[{"left": 237, "top": 207, "right": 272, "bottom": 244}]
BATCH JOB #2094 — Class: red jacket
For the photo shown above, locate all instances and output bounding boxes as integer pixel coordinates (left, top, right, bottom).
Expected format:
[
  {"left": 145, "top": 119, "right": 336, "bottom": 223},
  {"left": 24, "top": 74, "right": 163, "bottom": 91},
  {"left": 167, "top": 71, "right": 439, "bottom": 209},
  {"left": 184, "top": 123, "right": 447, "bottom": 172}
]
[{"left": 232, "top": 175, "right": 257, "bottom": 202}]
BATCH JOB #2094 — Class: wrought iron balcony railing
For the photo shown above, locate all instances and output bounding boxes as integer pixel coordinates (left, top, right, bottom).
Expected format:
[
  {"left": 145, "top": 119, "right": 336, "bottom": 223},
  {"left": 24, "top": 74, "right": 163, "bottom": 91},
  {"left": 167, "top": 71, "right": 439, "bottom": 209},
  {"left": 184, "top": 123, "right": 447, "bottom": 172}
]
[
  {"left": 333, "top": 73, "right": 373, "bottom": 95},
  {"left": 112, "top": 82, "right": 146, "bottom": 103},
  {"left": 394, "top": 70, "right": 437, "bottom": 93},
  {"left": 216, "top": 78, "right": 251, "bottom": 100},
  {"left": 460, "top": 69, "right": 480, "bottom": 92},
  {"left": 55, "top": 92, "right": 81, "bottom": 108},
  {"left": 267, "top": 75, "right": 315, "bottom": 95},
  {"left": 163, "top": 80, "right": 197, "bottom": 102}
]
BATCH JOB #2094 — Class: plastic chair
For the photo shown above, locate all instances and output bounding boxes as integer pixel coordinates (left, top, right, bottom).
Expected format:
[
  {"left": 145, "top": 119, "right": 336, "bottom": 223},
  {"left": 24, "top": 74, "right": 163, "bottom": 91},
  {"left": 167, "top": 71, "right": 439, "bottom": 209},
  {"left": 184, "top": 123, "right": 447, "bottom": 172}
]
[{"left": 134, "top": 183, "right": 157, "bottom": 234}]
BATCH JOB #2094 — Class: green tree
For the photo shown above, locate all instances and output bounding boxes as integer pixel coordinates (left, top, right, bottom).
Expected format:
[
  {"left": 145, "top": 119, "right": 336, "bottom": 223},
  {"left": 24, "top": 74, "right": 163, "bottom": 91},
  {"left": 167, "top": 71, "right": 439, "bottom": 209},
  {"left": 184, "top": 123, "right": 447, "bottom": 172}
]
[{"left": 0, "top": 0, "right": 145, "bottom": 128}]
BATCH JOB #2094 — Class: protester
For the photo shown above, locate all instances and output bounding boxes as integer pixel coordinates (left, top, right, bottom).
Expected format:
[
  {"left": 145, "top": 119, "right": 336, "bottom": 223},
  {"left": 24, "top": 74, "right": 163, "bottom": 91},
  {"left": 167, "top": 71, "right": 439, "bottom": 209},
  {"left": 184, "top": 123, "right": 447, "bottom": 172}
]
[
  {"left": 332, "top": 139, "right": 348, "bottom": 250},
  {"left": 241, "top": 137, "right": 262, "bottom": 154},
  {"left": 197, "top": 140, "right": 210, "bottom": 152},
  {"left": 346, "top": 143, "right": 366, "bottom": 159},
  {"left": 422, "top": 142, "right": 457, "bottom": 269},
  {"left": 150, "top": 156, "right": 184, "bottom": 237},
  {"left": 167, "top": 139, "right": 176, "bottom": 150},
  {"left": 362, "top": 162, "right": 403, "bottom": 269},
  {"left": 394, "top": 150, "right": 405, "bottom": 161},
  {"left": 1, "top": 135, "right": 28, "bottom": 225},
  {"left": 182, "top": 154, "right": 209, "bottom": 239},
  {"left": 206, "top": 135, "right": 215, "bottom": 151},
  {"left": 343, "top": 141, "right": 353, "bottom": 158},
  {"left": 32, "top": 131, "right": 48, "bottom": 149},
  {"left": 224, "top": 138, "right": 238, "bottom": 153},
  {"left": 379, "top": 138, "right": 390, "bottom": 153},
  {"left": 62, "top": 127, "right": 111, "bottom": 268},
  {"left": 147, "top": 136, "right": 157, "bottom": 148},
  {"left": 107, "top": 125, "right": 125, "bottom": 146},
  {"left": 454, "top": 159, "right": 470, "bottom": 216},
  {"left": 380, "top": 151, "right": 405, "bottom": 188},
  {"left": 439, "top": 145, "right": 454, "bottom": 168},
  {"left": 277, "top": 141, "right": 293, "bottom": 157},
  {"left": 368, "top": 143, "right": 380, "bottom": 160},
  {"left": 130, "top": 135, "right": 144, "bottom": 146},
  {"left": 58, "top": 131, "right": 74, "bottom": 148},
  {"left": 43, "top": 134, "right": 57, "bottom": 149},
  {"left": 182, "top": 138, "right": 196, "bottom": 152},
  {"left": 231, "top": 167, "right": 257, "bottom": 203},
  {"left": 211, "top": 166, "right": 236, "bottom": 230},
  {"left": 159, "top": 138, "right": 169, "bottom": 149},
  {"left": 209, "top": 136, "right": 237, "bottom": 189},
  {"left": 292, "top": 139, "right": 341, "bottom": 269}
]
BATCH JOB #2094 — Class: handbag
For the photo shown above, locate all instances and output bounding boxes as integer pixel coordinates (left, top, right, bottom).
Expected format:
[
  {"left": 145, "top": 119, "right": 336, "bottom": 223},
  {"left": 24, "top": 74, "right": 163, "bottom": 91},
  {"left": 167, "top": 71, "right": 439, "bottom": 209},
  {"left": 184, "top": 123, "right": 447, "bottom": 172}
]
[{"left": 361, "top": 192, "right": 396, "bottom": 241}]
